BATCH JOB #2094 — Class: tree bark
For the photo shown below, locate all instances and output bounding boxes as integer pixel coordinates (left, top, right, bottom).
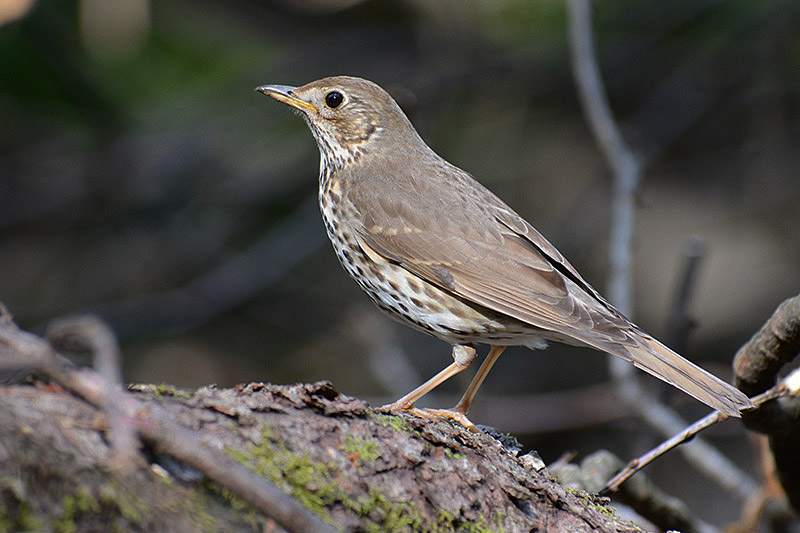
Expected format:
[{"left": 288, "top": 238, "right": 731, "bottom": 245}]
[{"left": 0, "top": 379, "right": 641, "bottom": 532}]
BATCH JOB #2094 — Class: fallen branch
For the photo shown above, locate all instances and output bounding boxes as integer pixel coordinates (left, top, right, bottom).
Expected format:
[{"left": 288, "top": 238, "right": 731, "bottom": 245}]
[
  {"left": 0, "top": 308, "right": 643, "bottom": 532},
  {"left": 0, "top": 312, "right": 335, "bottom": 533},
  {"left": 734, "top": 293, "right": 800, "bottom": 512}
]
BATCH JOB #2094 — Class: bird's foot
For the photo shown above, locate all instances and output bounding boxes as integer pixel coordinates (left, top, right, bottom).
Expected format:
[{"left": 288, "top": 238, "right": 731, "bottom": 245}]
[
  {"left": 379, "top": 402, "right": 479, "bottom": 432},
  {"left": 417, "top": 407, "right": 479, "bottom": 432}
]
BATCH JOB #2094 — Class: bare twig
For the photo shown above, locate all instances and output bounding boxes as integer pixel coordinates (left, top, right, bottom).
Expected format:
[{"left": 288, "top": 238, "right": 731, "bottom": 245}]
[
  {"left": 665, "top": 236, "right": 706, "bottom": 353},
  {"left": 0, "top": 317, "right": 336, "bottom": 533},
  {"left": 566, "top": 0, "right": 640, "bottom": 403},
  {"left": 612, "top": 393, "right": 758, "bottom": 500},
  {"left": 47, "top": 315, "right": 124, "bottom": 385},
  {"left": 566, "top": 0, "right": 641, "bottom": 319},
  {"left": 566, "top": 0, "right": 756, "bottom": 502},
  {"left": 580, "top": 450, "right": 717, "bottom": 533},
  {"left": 607, "top": 294, "right": 800, "bottom": 510},
  {"left": 46, "top": 315, "right": 139, "bottom": 471},
  {"left": 604, "top": 386, "right": 789, "bottom": 493}
]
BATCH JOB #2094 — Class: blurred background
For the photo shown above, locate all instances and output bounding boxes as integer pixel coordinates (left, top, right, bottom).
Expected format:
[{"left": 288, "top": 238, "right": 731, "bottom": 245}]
[{"left": 1, "top": 0, "right": 799, "bottom": 526}]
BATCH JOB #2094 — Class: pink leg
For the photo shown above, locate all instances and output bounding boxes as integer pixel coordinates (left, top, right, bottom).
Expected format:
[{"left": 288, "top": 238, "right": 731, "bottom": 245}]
[
  {"left": 451, "top": 345, "right": 507, "bottom": 414},
  {"left": 383, "top": 345, "right": 507, "bottom": 431},
  {"left": 383, "top": 344, "right": 476, "bottom": 410}
]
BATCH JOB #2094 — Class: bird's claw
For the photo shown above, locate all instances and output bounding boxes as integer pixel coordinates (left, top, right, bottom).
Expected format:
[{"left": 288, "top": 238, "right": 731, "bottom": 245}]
[{"left": 379, "top": 403, "right": 479, "bottom": 432}]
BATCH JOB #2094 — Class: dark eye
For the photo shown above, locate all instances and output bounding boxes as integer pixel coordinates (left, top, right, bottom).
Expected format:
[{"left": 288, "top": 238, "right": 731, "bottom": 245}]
[{"left": 325, "top": 91, "right": 344, "bottom": 109}]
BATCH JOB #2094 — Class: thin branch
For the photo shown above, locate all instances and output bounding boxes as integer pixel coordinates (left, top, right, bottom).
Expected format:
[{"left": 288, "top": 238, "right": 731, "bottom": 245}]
[
  {"left": 604, "top": 386, "right": 789, "bottom": 493},
  {"left": 47, "top": 315, "right": 139, "bottom": 472},
  {"left": 664, "top": 236, "right": 706, "bottom": 353},
  {"left": 566, "top": 0, "right": 641, "bottom": 318},
  {"left": 0, "top": 317, "right": 336, "bottom": 533},
  {"left": 566, "top": 0, "right": 756, "bottom": 501},
  {"left": 566, "top": 0, "right": 640, "bottom": 187},
  {"left": 578, "top": 450, "right": 718, "bottom": 533},
  {"left": 566, "top": 0, "right": 640, "bottom": 405}
]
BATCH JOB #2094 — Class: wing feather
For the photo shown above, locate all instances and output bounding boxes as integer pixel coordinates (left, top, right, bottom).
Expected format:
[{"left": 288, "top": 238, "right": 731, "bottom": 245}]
[
  {"left": 339, "top": 155, "right": 752, "bottom": 415},
  {"left": 343, "top": 157, "right": 630, "bottom": 347}
]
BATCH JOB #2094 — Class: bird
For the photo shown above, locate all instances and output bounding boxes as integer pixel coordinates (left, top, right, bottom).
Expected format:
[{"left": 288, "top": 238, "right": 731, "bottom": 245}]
[{"left": 256, "top": 76, "right": 753, "bottom": 429}]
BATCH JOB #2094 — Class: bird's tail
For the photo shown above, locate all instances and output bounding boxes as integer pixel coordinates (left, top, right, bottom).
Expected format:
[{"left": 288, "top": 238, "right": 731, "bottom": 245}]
[{"left": 614, "top": 333, "right": 753, "bottom": 417}]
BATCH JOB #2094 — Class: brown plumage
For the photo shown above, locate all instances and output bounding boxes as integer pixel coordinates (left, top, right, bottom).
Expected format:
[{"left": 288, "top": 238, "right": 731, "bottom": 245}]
[{"left": 257, "top": 76, "right": 753, "bottom": 427}]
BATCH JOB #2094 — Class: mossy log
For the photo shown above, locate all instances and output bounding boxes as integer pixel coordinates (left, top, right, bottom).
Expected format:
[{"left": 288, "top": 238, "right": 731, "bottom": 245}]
[{"left": 0, "top": 380, "right": 641, "bottom": 532}]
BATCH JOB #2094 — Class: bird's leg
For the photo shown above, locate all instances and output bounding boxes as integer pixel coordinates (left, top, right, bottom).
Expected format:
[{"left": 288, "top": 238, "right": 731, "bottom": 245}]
[
  {"left": 384, "top": 344, "right": 476, "bottom": 410},
  {"left": 450, "top": 345, "right": 506, "bottom": 414},
  {"left": 418, "top": 345, "right": 507, "bottom": 431},
  {"left": 382, "top": 345, "right": 477, "bottom": 427}
]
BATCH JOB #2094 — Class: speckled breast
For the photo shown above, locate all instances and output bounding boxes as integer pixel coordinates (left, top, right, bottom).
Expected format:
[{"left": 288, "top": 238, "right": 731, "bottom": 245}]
[{"left": 317, "top": 171, "right": 545, "bottom": 349}]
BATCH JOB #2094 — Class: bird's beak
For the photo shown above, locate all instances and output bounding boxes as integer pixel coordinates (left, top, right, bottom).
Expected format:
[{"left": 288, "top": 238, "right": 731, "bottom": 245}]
[{"left": 255, "top": 84, "right": 317, "bottom": 113}]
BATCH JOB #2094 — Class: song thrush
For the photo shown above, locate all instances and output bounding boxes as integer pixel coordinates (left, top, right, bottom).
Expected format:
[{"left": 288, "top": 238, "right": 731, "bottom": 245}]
[{"left": 257, "top": 76, "right": 753, "bottom": 428}]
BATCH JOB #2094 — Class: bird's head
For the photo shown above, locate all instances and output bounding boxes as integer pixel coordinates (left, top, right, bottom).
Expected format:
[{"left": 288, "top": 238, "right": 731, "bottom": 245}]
[{"left": 257, "top": 76, "right": 421, "bottom": 168}]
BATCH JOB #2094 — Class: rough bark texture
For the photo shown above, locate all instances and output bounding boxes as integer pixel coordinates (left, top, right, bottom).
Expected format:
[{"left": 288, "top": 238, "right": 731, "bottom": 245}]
[
  {"left": 0, "top": 380, "right": 641, "bottom": 532},
  {"left": 734, "top": 294, "right": 800, "bottom": 512}
]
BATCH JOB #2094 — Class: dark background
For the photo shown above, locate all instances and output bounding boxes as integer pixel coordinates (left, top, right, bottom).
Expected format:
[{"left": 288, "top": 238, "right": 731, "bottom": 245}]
[{"left": 1, "top": 0, "right": 798, "bottom": 525}]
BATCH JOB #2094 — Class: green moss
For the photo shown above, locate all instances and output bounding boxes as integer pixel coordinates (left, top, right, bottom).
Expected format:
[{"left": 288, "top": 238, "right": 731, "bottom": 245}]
[
  {"left": 0, "top": 498, "right": 45, "bottom": 533},
  {"left": 98, "top": 483, "right": 145, "bottom": 525},
  {"left": 577, "top": 493, "right": 644, "bottom": 532},
  {"left": 152, "top": 383, "right": 193, "bottom": 399},
  {"left": 54, "top": 487, "right": 101, "bottom": 533},
  {"left": 566, "top": 488, "right": 637, "bottom": 527},
  {"left": 444, "top": 447, "right": 465, "bottom": 460},
  {"left": 435, "top": 509, "right": 502, "bottom": 533},
  {"left": 339, "top": 435, "right": 380, "bottom": 468},
  {"left": 382, "top": 500, "right": 424, "bottom": 531},
  {"left": 127, "top": 383, "right": 193, "bottom": 399},
  {"left": 224, "top": 426, "right": 340, "bottom": 522},
  {"left": 223, "top": 423, "right": 506, "bottom": 532},
  {"left": 51, "top": 481, "right": 156, "bottom": 533},
  {"left": 346, "top": 490, "right": 426, "bottom": 532},
  {"left": 202, "top": 481, "right": 260, "bottom": 530},
  {"left": 369, "top": 412, "right": 414, "bottom": 433}
]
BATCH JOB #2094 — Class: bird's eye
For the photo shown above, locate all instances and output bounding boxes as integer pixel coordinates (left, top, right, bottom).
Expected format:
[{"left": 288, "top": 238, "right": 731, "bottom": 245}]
[{"left": 325, "top": 91, "right": 344, "bottom": 109}]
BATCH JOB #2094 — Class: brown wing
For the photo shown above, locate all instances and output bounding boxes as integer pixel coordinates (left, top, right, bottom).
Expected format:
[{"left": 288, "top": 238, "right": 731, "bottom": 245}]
[
  {"left": 341, "top": 156, "right": 752, "bottom": 415},
  {"left": 344, "top": 156, "right": 634, "bottom": 351}
]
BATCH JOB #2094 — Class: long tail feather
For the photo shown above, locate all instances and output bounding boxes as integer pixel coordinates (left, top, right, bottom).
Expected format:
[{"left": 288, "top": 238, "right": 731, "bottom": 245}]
[{"left": 617, "top": 333, "right": 753, "bottom": 416}]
